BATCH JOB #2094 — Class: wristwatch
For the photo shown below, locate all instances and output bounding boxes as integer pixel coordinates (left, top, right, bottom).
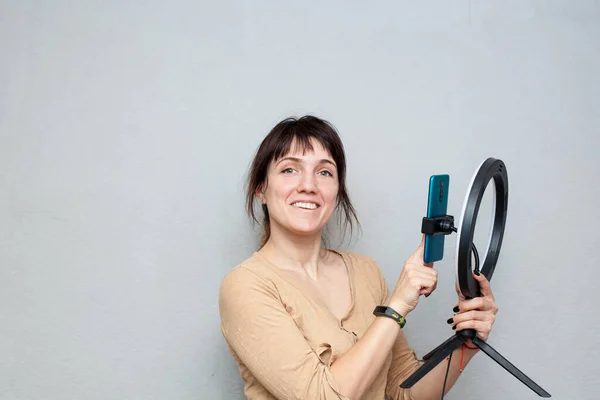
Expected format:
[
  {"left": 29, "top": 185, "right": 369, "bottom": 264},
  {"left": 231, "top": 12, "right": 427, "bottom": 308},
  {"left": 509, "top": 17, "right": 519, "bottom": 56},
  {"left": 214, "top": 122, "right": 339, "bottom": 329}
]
[{"left": 373, "top": 306, "right": 406, "bottom": 328}]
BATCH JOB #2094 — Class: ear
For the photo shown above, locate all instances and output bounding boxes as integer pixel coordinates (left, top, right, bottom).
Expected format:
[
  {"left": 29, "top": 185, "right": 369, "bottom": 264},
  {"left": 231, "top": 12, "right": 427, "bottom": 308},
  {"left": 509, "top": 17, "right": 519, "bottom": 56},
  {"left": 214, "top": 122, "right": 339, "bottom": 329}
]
[{"left": 255, "top": 184, "right": 266, "bottom": 204}]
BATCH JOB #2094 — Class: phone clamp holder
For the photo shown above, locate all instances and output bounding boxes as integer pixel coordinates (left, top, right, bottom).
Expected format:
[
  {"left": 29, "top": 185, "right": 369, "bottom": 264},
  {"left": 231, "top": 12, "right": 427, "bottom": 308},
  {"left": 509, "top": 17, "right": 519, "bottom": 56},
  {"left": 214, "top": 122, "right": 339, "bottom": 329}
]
[
  {"left": 401, "top": 158, "right": 551, "bottom": 398},
  {"left": 421, "top": 215, "right": 455, "bottom": 236}
]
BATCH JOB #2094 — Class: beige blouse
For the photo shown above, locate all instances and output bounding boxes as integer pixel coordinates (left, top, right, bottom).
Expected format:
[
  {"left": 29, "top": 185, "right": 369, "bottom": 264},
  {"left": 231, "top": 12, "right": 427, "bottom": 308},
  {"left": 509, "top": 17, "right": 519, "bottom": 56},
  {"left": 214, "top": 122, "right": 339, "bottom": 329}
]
[{"left": 218, "top": 250, "right": 421, "bottom": 400}]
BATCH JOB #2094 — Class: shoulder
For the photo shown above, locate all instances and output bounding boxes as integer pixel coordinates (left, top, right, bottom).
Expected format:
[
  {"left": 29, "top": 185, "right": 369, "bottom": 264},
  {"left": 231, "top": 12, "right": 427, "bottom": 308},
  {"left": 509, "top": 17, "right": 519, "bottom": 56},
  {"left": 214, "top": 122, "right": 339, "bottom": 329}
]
[
  {"left": 219, "top": 254, "right": 277, "bottom": 299},
  {"left": 334, "top": 250, "right": 386, "bottom": 284},
  {"left": 218, "top": 256, "right": 292, "bottom": 344},
  {"left": 219, "top": 254, "right": 279, "bottom": 310}
]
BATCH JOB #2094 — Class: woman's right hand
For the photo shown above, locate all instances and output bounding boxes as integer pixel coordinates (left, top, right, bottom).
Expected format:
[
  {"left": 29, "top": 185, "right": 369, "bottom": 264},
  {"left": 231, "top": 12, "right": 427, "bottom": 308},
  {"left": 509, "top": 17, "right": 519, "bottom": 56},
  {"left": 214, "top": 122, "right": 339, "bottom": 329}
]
[{"left": 388, "top": 235, "right": 438, "bottom": 316}]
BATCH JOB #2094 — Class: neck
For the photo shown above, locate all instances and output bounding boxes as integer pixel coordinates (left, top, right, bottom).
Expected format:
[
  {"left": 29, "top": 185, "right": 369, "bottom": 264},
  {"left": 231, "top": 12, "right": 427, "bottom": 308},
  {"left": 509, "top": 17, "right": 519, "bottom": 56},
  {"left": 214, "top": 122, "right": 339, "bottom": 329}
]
[{"left": 259, "top": 223, "right": 326, "bottom": 279}]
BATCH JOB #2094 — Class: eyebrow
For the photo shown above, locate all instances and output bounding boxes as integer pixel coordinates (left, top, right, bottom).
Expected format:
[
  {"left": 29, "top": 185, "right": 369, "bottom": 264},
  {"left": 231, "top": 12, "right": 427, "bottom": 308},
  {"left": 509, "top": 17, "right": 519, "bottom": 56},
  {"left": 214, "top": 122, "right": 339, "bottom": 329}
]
[{"left": 276, "top": 156, "right": 337, "bottom": 168}]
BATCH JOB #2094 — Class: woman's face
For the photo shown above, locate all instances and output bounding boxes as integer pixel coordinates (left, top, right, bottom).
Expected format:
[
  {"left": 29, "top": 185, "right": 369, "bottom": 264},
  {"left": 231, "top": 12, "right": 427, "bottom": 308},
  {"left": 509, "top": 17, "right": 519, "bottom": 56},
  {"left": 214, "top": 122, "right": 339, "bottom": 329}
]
[{"left": 260, "top": 139, "right": 339, "bottom": 239}]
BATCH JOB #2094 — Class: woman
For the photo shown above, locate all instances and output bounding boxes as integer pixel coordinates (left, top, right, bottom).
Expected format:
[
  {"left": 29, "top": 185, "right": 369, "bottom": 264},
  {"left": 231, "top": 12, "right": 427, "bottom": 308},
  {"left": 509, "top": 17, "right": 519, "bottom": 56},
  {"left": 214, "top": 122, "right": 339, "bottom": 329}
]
[{"left": 219, "top": 116, "right": 498, "bottom": 400}]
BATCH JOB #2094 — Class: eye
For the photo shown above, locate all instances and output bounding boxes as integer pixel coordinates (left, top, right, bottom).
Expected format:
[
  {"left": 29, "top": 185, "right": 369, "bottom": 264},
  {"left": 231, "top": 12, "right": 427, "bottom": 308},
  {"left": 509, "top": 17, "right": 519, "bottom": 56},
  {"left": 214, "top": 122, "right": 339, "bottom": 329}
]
[
  {"left": 319, "top": 170, "right": 334, "bottom": 177},
  {"left": 281, "top": 167, "right": 295, "bottom": 174}
]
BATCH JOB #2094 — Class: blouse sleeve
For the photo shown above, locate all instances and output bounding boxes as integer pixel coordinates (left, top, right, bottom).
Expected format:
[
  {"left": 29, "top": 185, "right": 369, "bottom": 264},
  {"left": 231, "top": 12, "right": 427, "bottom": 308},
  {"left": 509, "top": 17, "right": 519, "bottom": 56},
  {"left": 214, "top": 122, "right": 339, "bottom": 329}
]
[
  {"left": 370, "top": 258, "right": 421, "bottom": 400},
  {"left": 219, "top": 266, "right": 349, "bottom": 400}
]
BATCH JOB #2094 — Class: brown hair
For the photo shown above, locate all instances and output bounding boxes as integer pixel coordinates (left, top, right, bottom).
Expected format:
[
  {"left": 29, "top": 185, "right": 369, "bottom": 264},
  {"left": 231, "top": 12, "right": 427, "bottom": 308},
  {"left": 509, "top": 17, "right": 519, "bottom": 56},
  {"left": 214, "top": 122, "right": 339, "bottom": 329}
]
[{"left": 245, "top": 115, "right": 360, "bottom": 248}]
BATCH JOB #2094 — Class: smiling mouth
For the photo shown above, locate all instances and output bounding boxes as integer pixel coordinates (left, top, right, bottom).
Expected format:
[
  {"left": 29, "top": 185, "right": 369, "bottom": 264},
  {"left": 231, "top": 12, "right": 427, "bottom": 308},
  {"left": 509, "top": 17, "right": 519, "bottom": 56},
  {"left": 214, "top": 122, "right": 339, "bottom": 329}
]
[{"left": 291, "top": 202, "right": 320, "bottom": 210}]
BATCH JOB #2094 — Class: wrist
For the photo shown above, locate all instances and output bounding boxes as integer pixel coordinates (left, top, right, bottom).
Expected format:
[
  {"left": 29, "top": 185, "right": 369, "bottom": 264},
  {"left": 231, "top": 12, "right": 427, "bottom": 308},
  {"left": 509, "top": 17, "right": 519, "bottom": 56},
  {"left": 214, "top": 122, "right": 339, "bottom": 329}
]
[
  {"left": 386, "top": 299, "right": 411, "bottom": 318},
  {"left": 463, "top": 340, "right": 479, "bottom": 351},
  {"left": 373, "top": 305, "right": 407, "bottom": 328}
]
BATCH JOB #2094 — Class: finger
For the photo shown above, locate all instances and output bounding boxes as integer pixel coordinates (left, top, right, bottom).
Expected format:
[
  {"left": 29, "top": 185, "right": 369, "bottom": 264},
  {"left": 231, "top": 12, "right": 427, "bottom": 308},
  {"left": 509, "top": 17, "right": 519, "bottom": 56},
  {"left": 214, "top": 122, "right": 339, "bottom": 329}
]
[
  {"left": 409, "top": 236, "right": 425, "bottom": 261},
  {"left": 453, "top": 304, "right": 460, "bottom": 315},
  {"left": 411, "top": 275, "right": 437, "bottom": 290},
  {"left": 457, "top": 297, "right": 488, "bottom": 313},
  {"left": 408, "top": 272, "right": 438, "bottom": 285},
  {"left": 449, "top": 310, "right": 494, "bottom": 326},
  {"left": 419, "top": 285, "right": 436, "bottom": 296},
  {"left": 406, "top": 265, "right": 438, "bottom": 282},
  {"left": 405, "top": 261, "right": 438, "bottom": 277},
  {"left": 421, "top": 235, "right": 433, "bottom": 268},
  {"left": 409, "top": 276, "right": 437, "bottom": 296},
  {"left": 473, "top": 271, "right": 493, "bottom": 297},
  {"left": 453, "top": 319, "right": 493, "bottom": 339},
  {"left": 409, "top": 235, "right": 433, "bottom": 267},
  {"left": 423, "top": 279, "right": 439, "bottom": 297}
]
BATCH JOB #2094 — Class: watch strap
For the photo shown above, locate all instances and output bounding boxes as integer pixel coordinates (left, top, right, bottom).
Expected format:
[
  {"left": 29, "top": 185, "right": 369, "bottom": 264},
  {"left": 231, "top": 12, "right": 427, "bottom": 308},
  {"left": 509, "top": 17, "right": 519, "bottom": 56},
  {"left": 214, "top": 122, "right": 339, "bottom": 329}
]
[{"left": 373, "top": 305, "right": 406, "bottom": 328}]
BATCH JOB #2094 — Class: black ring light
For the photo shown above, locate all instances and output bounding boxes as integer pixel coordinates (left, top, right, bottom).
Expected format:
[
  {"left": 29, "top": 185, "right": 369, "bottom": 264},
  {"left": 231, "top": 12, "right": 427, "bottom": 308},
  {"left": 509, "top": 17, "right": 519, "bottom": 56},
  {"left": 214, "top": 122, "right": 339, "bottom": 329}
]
[
  {"left": 401, "top": 157, "right": 551, "bottom": 398},
  {"left": 455, "top": 157, "right": 508, "bottom": 299}
]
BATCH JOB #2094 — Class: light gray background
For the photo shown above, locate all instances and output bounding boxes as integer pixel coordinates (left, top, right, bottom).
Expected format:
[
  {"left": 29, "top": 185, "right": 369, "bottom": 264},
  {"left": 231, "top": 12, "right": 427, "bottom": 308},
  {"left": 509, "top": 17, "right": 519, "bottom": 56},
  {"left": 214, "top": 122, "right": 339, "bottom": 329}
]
[{"left": 1, "top": 1, "right": 599, "bottom": 399}]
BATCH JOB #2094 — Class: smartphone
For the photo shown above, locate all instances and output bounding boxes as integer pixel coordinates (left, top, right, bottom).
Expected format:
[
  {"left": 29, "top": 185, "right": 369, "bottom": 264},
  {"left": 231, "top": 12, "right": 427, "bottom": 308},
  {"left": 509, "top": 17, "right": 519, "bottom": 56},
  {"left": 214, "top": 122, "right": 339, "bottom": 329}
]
[{"left": 423, "top": 174, "right": 450, "bottom": 264}]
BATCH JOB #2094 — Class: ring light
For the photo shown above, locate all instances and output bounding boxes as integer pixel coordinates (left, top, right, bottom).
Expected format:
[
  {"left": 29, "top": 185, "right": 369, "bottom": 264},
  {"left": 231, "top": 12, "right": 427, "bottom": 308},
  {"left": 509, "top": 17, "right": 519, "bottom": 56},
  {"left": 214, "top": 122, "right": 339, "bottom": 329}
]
[{"left": 455, "top": 157, "right": 508, "bottom": 299}]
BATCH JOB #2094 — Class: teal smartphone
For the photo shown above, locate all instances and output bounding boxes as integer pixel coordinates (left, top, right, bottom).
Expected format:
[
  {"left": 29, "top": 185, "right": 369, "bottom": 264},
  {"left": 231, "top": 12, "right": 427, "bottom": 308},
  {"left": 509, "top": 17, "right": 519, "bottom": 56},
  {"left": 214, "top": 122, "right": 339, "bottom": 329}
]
[{"left": 423, "top": 174, "right": 450, "bottom": 264}]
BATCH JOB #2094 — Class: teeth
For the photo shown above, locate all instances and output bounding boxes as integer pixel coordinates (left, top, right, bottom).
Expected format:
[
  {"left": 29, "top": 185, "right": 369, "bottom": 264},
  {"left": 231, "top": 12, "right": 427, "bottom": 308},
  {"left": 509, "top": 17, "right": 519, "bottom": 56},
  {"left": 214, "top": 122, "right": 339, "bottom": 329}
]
[{"left": 292, "top": 202, "right": 318, "bottom": 210}]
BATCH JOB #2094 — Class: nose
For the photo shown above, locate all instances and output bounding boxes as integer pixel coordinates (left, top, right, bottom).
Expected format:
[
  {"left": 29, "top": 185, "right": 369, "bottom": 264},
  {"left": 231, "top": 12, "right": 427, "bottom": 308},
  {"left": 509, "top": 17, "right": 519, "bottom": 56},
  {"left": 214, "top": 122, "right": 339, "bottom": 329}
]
[{"left": 297, "top": 172, "right": 317, "bottom": 193}]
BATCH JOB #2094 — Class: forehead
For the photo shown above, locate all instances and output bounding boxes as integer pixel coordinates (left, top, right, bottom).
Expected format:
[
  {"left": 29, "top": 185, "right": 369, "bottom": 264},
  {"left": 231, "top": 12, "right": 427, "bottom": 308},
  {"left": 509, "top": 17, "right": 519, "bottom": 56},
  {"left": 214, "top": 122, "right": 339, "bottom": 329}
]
[{"left": 278, "top": 137, "right": 333, "bottom": 160}]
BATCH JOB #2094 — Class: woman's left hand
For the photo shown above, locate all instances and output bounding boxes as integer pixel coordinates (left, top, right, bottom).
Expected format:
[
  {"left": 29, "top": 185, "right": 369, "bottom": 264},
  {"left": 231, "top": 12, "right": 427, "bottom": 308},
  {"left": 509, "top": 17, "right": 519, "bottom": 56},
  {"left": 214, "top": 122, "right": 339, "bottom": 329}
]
[{"left": 450, "top": 271, "right": 498, "bottom": 342}]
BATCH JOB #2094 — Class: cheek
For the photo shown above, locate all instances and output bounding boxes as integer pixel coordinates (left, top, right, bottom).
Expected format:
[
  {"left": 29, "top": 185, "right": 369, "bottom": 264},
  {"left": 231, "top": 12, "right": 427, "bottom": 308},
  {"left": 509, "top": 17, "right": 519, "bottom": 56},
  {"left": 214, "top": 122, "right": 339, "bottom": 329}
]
[
  {"left": 268, "top": 179, "right": 296, "bottom": 199},
  {"left": 324, "top": 184, "right": 340, "bottom": 204}
]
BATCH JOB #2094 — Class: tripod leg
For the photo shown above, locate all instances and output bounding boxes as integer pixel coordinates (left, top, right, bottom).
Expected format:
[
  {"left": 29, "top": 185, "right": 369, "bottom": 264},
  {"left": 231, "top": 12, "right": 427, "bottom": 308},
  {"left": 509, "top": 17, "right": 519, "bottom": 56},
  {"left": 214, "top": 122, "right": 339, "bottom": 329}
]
[
  {"left": 400, "top": 335, "right": 463, "bottom": 388},
  {"left": 423, "top": 334, "right": 461, "bottom": 361},
  {"left": 472, "top": 337, "right": 551, "bottom": 397}
]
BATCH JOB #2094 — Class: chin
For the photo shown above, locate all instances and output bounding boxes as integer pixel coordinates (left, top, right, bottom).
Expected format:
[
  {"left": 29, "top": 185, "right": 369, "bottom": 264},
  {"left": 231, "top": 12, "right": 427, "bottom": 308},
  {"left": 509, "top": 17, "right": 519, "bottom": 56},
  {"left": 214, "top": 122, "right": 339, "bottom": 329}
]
[
  {"left": 290, "top": 227, "right": 323, "bottom": 237},
  {"left": 286, "top": 222, "right": 325, "bottom": 237}
]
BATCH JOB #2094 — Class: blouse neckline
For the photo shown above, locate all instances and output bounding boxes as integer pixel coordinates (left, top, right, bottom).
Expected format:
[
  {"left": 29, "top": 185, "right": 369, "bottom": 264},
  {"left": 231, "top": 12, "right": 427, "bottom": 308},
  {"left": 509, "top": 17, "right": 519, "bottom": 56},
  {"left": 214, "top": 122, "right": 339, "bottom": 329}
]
[{"left": 252, "top": 249, "right": 356, "bottom": 324}]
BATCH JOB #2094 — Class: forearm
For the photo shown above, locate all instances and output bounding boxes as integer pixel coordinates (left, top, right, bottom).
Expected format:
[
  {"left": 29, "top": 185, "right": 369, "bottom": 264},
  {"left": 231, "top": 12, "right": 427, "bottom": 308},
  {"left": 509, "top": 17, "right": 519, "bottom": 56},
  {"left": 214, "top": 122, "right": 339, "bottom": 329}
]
[
  {"left": 330, "top": 301, "right": 409, "bottom": 399},
  {"left": 410, "top": 342, "right": 479, "bottom": 400}
]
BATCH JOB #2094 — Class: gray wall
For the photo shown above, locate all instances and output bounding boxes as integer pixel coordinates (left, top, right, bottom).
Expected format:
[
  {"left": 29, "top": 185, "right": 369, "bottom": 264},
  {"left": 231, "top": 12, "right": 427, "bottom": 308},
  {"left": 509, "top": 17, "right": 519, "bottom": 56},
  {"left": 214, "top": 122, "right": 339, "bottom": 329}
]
[{"left": 1, "top": 1, "right": 598, "bottom": 399}]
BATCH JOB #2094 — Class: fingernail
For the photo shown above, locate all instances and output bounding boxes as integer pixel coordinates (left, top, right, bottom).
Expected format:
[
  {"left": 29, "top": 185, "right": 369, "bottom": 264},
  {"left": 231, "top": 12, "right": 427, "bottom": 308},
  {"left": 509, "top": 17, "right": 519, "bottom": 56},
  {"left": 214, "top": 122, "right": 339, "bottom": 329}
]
[
  {"left": 453, "top": 306, "right": 460, "bottom": 313},
  {"left": 452, "top": 325, "right": 456, "bottom": 330},
  {"left": 446, "top": 318, "right": 454, "bottom": 324}
]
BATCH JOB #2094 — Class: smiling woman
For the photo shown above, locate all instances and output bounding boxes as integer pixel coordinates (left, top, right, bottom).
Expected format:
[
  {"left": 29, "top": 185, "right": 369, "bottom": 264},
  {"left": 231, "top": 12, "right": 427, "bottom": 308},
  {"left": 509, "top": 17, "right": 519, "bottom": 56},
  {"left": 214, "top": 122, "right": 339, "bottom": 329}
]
[
  {"left": 218, "top": 116, "right": 499, "bottom": 400},
  {"left": 245, "top": 116, "right": 358, "bottom": 249}
]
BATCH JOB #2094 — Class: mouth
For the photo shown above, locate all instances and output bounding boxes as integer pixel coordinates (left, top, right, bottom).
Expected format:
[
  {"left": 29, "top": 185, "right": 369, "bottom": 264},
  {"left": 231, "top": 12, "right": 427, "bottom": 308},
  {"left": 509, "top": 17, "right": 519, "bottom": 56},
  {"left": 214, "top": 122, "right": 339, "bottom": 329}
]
[{"left": 290, "top": 201, "right": 320, "bottom": 210}]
